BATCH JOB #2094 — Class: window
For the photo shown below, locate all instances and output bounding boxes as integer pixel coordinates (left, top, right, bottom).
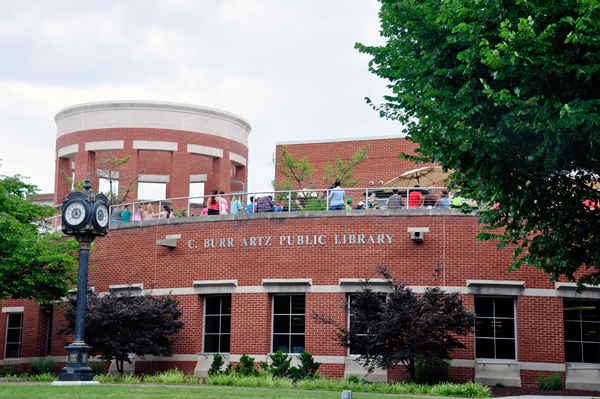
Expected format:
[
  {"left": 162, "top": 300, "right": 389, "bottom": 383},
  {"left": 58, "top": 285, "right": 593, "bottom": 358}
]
[
  {"left": 204, "top": 296, "right": 231, "bottom": 353},
  {"left": 347, "top": 294, "right": 386, "bottom": 356},
  {"left": 475, "top": 297, "right": 516, "bottom": 359},
  {"left": 272, "top": 295, "right": 305, "bottom": 353},
  {"left": 5, "top": 313, "right": 23, "bottom": 358},
  {"left": 564, "top": 299, "right": 600, "bottom": 363}
]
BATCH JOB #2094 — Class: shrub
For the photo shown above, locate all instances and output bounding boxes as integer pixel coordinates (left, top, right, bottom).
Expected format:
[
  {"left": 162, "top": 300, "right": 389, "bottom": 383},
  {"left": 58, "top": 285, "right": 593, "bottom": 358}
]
[
  {"left": 144, "top": 368, "right": 198, "bottom": 384},
  {"left": 415, "top": 358, "right": 451, "bottom": 384},
  {"left": 537, "top": 372, "right": 562, "bottom": 390},
  {"left": 88, "top": 362, "right": 104, "bottom": 376},
  {"left": 345, "top": 375, "right": 363, "bottom": 384},
  {"left": 93, "top": 373, "right": 142, "bottom": 383},
  {"left": 233, "top": 354, "right": 258, "bottom": 376},
  {"left": 208, "top": 353, "right": 225, "bottom": 376},
  {"left": 28, "top": 357, "right": 57, "bottom": 375},
  {"left": 288, "top": 352, "right": 321, "bottom": 381},
  {"left": 265, "top": 351, "right": 292, "bottom": 378},
  {"left": 495, "top": 382, "right": 505, "bottom": 388},
  {"left": 1, "top": 362, "right": 21, "bottom": 376}
]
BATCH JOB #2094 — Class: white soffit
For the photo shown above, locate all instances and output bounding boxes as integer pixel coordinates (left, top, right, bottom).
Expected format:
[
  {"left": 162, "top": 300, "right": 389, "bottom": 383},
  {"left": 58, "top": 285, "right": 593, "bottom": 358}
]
[
  {"left": 2, "top": 307, "right": 24, "bottom": 313},
  {"left": 133, "top": 141, "right": 178, "bottom": 152},
  {"left": 187, "top": 144, "right": 223, "bottom": 158},
  {"left": 229, "top": 152, "right": 247, "bottom": 166},
  {"left": 57, "top": 144, "right": 79, "bottom": 158},
  {"left": 85, "top": 140, "right": 124, "bottom": 152},
  {"left": 138, "top": 174, "right": 169, "bottom": 183}
]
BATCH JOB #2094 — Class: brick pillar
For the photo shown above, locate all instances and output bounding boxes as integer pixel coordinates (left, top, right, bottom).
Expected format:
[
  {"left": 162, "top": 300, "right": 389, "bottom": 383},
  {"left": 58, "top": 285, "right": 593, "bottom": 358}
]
[
  {"left": 54, "top": 157, "right": 72, "bottom": 206},
  {"left": 74, "top": 150, "right": 97, "bottom": 191},
  {"left": 206, "top": 156, "right": 232, "bottom": 194},
  {"left": 166, "top": 150, "right": 190, "bottom": 211},
  {"left": 119, "top": 146, "right": 139, "bottom": 203},
  {"left": 230, "top": 293, "right": 271, "bottom": 355}
]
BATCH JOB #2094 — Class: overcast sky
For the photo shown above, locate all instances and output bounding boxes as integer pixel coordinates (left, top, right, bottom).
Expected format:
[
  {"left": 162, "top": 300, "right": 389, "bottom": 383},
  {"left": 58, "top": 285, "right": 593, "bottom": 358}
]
[{"left": 0, "top": 0, "right": 403, "bottom": 196}]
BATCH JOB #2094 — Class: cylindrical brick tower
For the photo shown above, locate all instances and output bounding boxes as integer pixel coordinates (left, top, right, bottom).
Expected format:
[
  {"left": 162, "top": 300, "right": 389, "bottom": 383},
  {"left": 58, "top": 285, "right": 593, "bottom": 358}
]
[{"left": 53, "top": 101, "right": 251, "bottom": 207}]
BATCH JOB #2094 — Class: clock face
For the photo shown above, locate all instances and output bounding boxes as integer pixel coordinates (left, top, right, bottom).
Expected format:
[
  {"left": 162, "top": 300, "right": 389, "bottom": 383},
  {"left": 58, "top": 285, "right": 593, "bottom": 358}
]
[
  {"left": 65, "top": 202, "right": 86, "bottom": 227},
  {"left": 95, "top": 203, "right": 109, "bottom": 228}
]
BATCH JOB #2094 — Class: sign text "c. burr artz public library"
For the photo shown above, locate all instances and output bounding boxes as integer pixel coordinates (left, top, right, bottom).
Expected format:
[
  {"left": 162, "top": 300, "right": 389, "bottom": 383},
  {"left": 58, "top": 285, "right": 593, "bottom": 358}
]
[{"left": 188, "top": 234, "right": 395, "bottom": 249}]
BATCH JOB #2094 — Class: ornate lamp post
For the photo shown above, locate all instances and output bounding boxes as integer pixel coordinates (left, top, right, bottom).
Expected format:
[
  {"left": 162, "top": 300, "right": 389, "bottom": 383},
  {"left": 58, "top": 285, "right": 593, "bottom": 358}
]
[{"left": 53, "top": 178, "right": 109, "bottom": 384}]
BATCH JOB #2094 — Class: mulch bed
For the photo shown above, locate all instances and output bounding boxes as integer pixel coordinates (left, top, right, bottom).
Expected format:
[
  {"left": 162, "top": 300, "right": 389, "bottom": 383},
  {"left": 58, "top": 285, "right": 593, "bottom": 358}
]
[{"left": 491, "top": 386, "right": 600, "bottom": 397}]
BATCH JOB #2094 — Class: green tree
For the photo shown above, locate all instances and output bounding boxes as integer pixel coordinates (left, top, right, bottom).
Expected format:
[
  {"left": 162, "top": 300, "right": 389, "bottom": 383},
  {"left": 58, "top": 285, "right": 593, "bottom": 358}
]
[
  {"left": 274, "top": 145, "right": 369, "bottom": 190},
  {"left": 323, "top": 144, "right": 369, "bottom": 187},
  {"left": 0, "top": 165, "right": 79, "bottom": 306},
  {"left": 357, "top": 0, "right": 600, "bottom": 290},
  {"left": 273, "top": 146, "right": 317, "bottom": 191}
]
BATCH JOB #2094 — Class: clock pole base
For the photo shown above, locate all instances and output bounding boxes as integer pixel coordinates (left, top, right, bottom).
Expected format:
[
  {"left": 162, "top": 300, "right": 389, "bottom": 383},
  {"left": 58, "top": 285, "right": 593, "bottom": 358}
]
[{"left": 57, "top": 344, "right": 94, "bottom": 382}]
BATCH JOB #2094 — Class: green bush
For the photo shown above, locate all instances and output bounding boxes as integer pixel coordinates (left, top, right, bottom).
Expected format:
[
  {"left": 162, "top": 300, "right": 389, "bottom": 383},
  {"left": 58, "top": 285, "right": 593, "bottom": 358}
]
[
  {"left": 88, "top": 362, "right": 104, "bottom": 376},
  {"left": 1, "top": 361, "right": 21, "bottom": 376},
  {"left": 415, "top": 358, "right": 451, "bottom": 384},
  {"left": 28, "top": 357, "right": 57, "bottom": 375},
  {"left": 208, "top": 353, "right": 226, "bottom": 376},
  {"left": 233, "top": 354, "right": 258, "bottom": 376},
  {"left": 264, "top": 351, "right": 292, "bottom": 378},
  {"left": 288, "top": 352, "right": 321, "bottom": 381},
  {"left": 537, "top": 372, "right": 562, "bottom": 390},
  {"left": 93, "top": 373, "right": 142, "bottom": 383},
  {"left": 495, "top": 382, "right": 505, "bottom": 388}
]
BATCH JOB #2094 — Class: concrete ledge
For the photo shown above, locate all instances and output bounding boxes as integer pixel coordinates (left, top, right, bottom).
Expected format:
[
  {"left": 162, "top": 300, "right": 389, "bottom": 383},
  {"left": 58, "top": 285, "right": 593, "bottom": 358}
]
[
  {"left": 467, "top": 280, "right": 526, "bottom": 296},
  {"left": 51, "top": 381, "right": 100, "bottom": 385},
  {"left": 133, "top": 140, "right": 178, "bottom": 152},
  {"left": 157, "top": 238, "right": 177, "bottom": 248},
  {"left": 475, "top": 362, "right": 521, "bottom": 387},
  {"left": 193, "top": 280, "right": 238, "bottom": 294},
  {"left": 263, "top": 278, "right": 312, "bottom": 293},
  {"left": 229, "top": 152, "right": 247, "bottom": 166},
  {"left": 138, "top": 174, "right": 170, "bottom": 183},
  {"left": 187, "top": 144, "right": 223, "bottom": 158},
  {"left": 344, "top": 357, "right": 387, "bottom": 382},
  {"left": 566, "top": 365, "right": 600, "bottom": 390},
  {"left": 85, "top": 140, "right": 124, "bottom": 152},
  {"left": 109, "top": 284, "right": 143, "bottom": 292},
  {"left": 556, "top": 283, "right": 600, "bottom": 299},
  {"left": 339, "top": 278, "right": 390, "bottom": 293},
  {"left": 2, "top": 307, "right": 24, "bottom": 313},
  {"left": 190, "top": 174, "right": 208, "bottom": 183},
  {"left": 57, "top": 144, "right": 79, "bottom": 158}
]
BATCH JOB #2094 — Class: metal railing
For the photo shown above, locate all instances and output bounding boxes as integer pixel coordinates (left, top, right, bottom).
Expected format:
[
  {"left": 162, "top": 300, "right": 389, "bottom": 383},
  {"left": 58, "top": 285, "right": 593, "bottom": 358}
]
[{"left": 106, "top": 186, "right": 457, "bottom": 223}]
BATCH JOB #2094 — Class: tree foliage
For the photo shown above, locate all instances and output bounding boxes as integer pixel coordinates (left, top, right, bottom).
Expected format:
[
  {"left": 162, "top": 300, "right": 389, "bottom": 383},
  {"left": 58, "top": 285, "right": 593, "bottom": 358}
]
[
  {"left": 274, "top": 145, "right": 369, "bottom": 190},
  {"left": 313, "top": 267, "right": 474, "bottom": 382},
  {"left": 0, "top": 166, "right": 79, "bottom": 306},
  {"left": 58, "top": 289, "right": 185, "bottom": 375},
  {"left": 357, "top": 0, "right": 600, "bottom": 289},
  {"left": 323, "top": 144, "right": 369, "bottom": 187}
]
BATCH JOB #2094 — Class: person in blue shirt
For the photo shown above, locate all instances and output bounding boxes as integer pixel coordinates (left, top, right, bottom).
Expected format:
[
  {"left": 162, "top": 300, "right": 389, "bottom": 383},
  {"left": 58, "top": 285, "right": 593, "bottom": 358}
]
[{"left": 245, "top": 196, "right": 256, "bottom": 213}]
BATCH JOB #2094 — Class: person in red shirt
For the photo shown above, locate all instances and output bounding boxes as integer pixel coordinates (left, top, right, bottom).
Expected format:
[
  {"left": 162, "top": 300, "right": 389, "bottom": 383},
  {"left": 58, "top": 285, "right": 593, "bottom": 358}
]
[{"left": 408, "top": 185, "right": 422, "bottom": 208}]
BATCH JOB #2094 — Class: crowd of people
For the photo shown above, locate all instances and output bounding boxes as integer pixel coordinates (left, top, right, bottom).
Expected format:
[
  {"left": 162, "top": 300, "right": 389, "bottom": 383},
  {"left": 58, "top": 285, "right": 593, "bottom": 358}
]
[{"left": 109, "top": 184, "right": 458, "bottom": 224}]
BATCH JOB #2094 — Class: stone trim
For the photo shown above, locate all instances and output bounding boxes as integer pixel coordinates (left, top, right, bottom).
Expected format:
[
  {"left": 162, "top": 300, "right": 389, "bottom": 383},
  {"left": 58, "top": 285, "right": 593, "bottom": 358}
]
[
  {"left": 2, "top": 307, "right": 24, "bottom": 313},
  {"left": 338, "top": 278, "right": 390, "bottom": 293},
  {"left": 555, "top": 283, "right": 600, "bottom": 299},
  {"left": 467, "top": 280, "right": 526, "bottom": 296},
  {"left": 85, "top": 140, "right": 124, "bottom": 152},
  {"left": 187, "top": 144, "right": 223, "bottom": 158},
  {"left": 57, "top": 144, "right": 79, "bottom": 158},
  {"left": 138, "top": 174, "right": 170, "bottom": 183},
  {"left": 262, "top": 278, "right": 312, "bottom": 293},
  {"left": 133, "top": 140, "right": 178, "bottom": 152},
  {"left": 192, "top": 280, "right": 238, "bottom": 295},
  {"left": 190, "top": 174, "right": 208, "bottom": 183},
  {"left": 229, "top": 152, "right": 247, "bottom": 166}
]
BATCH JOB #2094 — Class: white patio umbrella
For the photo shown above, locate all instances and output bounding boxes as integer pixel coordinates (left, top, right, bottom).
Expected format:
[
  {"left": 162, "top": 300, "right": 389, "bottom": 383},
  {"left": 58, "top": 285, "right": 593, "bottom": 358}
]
[{"left": 383, "top": 166, "right": 452, "bottom": 189}]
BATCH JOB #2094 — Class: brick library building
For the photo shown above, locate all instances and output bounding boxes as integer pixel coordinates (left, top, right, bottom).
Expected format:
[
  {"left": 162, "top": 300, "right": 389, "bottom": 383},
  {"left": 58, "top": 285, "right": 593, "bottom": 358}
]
[{"left": 1, "top": 101, "right": 599, "bottom": 390}]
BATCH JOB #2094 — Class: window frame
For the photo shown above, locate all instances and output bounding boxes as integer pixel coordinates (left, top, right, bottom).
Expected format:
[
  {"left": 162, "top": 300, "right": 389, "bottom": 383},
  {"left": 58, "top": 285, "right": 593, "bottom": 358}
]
[
  {"left": 203, "top": 295, "right": 231, "bottom": 354},
  {"left": 474, "top": 296, "right": 518, "bottom": 361},
  {"left": 271, "top": 294, "right": 305, "bottom": 354},
  {"left": 4, "top": 312, "right": 23, "bottom": 359},
  {"left": 563, "top": 299, "right": 600, "bottom": 364},
  {"left": 347, "top": 293, "right": 387, "bottom": 356}
]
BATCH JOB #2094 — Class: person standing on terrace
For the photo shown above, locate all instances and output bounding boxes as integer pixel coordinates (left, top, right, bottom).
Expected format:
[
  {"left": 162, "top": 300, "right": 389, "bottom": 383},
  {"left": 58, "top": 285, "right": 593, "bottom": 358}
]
[
  {"left": 387, "top": 189, "right": 406, "bottom": 209},
  {"left": 207, "top": 189, "right": 220, "bottom": 215},
  {"left": 408, "top": 185, "right": 422, "bottom": 208},
  {"left": 256, "top": 195, "right": 274, "bottom": 213},
  {"left": 328, "top": 181, "right": 345, "bottom": 210},
  {"left": 219, "top": 190, "right": 228, "bottom": 214}
]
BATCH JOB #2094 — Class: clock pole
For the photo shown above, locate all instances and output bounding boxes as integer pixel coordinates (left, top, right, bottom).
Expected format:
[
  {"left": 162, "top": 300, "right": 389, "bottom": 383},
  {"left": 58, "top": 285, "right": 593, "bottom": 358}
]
[{"left": 53, "top": 178, "right": 108, "bottom": 385}]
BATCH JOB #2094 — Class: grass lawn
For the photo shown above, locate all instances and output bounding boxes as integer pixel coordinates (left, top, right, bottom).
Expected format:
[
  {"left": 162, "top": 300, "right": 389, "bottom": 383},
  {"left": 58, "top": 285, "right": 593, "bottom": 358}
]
[{"left": 0, "top": 384, "right": 419, "bottom": 399}]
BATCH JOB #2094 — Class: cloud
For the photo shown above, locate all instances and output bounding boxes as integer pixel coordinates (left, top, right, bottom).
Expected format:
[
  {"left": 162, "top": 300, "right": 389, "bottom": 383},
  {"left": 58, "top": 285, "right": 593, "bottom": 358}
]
[{"left": 0, "top": 0, "right": 403, "bottom": 195}]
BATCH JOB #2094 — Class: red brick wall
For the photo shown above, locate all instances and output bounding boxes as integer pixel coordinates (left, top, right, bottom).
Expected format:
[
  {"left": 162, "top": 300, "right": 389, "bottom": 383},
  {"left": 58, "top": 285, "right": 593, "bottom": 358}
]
[
  {"left": 0, "top": 212, "right": 572, "bottom": 385},
  {"left": 54, "top": 128, "right": 249, "bottom": 206},
  {"left": 275, "top": 137, "right": 438, "bottom": 190}
]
